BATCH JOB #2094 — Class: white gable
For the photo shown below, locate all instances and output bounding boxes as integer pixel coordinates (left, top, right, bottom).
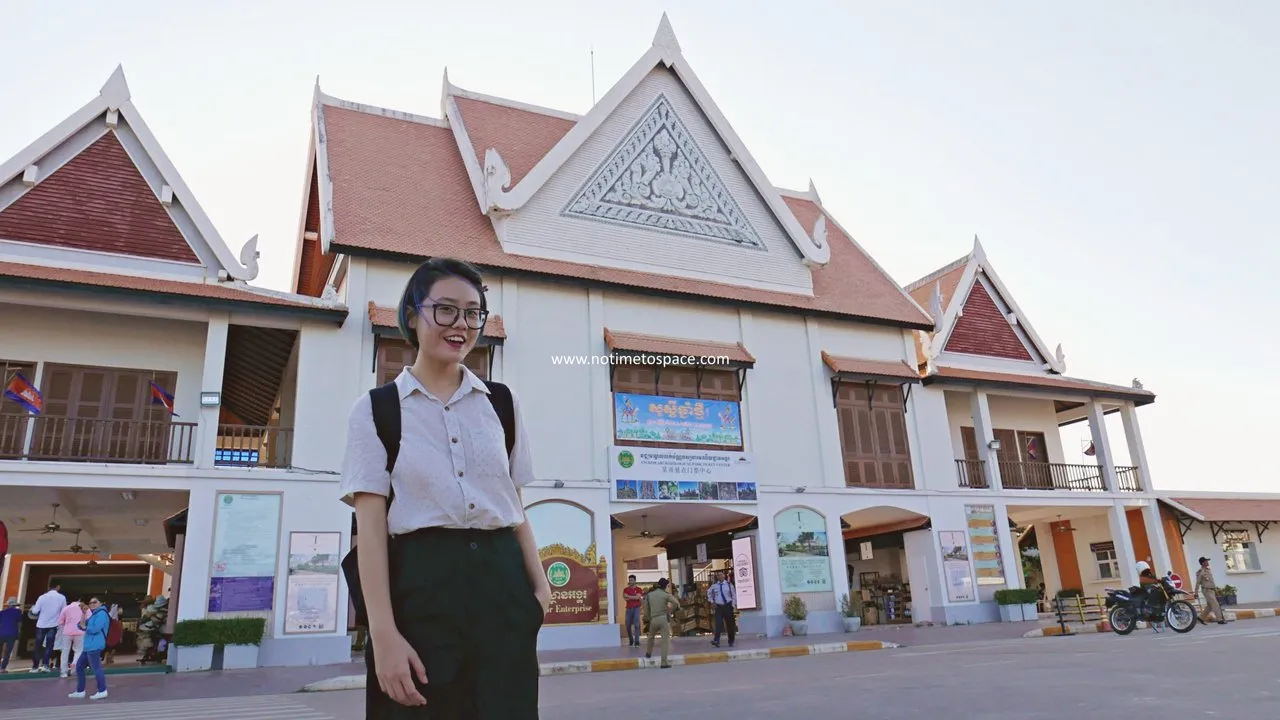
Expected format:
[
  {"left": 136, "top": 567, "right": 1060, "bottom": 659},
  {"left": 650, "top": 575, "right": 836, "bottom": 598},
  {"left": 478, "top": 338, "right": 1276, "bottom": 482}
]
[{"left": 501, "top": 67, "right": 814, "bottom": 294}]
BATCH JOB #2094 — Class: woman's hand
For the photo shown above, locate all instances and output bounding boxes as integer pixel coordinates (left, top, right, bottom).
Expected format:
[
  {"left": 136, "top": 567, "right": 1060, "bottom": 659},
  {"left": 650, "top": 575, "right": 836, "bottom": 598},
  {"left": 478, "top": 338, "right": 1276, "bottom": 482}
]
[
  {"left": 372, "top": 630, "right": 428, "bottom": 707},
  {"left": 535, "top": 585, "right": 551, "bottom": 615}
]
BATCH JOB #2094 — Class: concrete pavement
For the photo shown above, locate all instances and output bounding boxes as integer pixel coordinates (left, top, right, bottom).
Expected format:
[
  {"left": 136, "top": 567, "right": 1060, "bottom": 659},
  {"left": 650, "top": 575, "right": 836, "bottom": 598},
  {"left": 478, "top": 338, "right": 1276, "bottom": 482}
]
[{"left": 13, "top": 620, "right": 1276, "bottom": 718}]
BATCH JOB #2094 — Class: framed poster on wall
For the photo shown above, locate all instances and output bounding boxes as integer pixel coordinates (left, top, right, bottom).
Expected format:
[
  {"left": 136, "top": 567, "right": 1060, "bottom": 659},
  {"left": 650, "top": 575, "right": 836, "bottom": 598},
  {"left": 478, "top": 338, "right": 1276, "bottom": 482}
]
[
  {"left": 731, "top": 535, "right": 758, "bottom": 610},
  {"left": 965, "top": 504, "right": 1006, "bottom": 585},
  {"left": 938, "top": 531, "right": 976, "bottom": 603},
  {"left": 775, "top": 508, "right": 832, "bottom": 593},
  {"left": 284, "top": 532, "right": 341, "bottom": 634},
  {"left": 208, "top": 492, "right": 282, "bottom": 613}
]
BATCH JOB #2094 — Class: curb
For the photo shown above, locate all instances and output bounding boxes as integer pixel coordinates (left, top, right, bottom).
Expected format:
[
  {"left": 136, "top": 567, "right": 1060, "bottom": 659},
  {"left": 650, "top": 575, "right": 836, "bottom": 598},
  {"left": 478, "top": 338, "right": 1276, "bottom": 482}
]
[
  {"left": 1023, "top": 607, "right": 1278, "bottom": 638},
  {"left": 300, "top": 639, "right": 900, "bottom": 692}
]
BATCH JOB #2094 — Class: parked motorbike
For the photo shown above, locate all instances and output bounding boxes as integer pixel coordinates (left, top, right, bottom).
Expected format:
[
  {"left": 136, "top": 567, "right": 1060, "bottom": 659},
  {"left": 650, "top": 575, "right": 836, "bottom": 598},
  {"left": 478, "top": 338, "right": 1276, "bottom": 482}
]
[{"left": 1104, "top": 571, "right": 1197, "bottom": 635}]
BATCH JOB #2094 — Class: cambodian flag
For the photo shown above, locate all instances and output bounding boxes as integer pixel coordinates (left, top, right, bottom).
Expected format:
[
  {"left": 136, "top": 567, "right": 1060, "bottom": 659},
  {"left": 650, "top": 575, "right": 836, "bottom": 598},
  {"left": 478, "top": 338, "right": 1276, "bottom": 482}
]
[
  {"left": 149, "top": 381, "right": 178, "bottom": 416},
  {"left": 1083, "top": 441, "right": 1096, "bottom": 457},
  {"left": 3, "top": 373, "right": 43, "bottom": 415}
]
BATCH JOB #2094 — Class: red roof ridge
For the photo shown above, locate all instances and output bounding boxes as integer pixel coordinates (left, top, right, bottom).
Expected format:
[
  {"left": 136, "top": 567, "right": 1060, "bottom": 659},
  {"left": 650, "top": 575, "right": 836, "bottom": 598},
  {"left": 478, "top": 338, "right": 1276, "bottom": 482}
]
[
  {"left": 906, "top": 252, "right": 971, "bottom": 293},
  {"left": 316, "top": 83, "right": 450, "bottom": 129},
  {"left": 444, "top": 79, "right": 583, "bottom": 123}
]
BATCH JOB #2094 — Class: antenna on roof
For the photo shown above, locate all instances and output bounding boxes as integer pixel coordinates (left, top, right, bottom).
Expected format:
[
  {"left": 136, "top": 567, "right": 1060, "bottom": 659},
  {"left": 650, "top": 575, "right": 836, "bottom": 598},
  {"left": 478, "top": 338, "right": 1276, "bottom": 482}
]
[{"left": 590, "top": 46, "right": 596, "bottom": 105}]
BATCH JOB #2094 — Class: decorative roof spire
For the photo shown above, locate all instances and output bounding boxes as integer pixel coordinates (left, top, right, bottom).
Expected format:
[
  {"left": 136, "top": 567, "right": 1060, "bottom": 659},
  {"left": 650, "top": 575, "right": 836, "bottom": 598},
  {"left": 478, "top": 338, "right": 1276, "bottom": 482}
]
[
  {"left": 971, "top": 233, "right": 987, "bottom": 264},
  {"left": 930, "top": 281, "right": 944, "bottom": 332},
  {"left": 100, "top": 64, "right": 130, "bottom": 105},
  {"left": 653, "top": 12, "right": 681, "bottom": 54},
  {"left": 808, "top": 178, "right": 822, "bottom": 206}
]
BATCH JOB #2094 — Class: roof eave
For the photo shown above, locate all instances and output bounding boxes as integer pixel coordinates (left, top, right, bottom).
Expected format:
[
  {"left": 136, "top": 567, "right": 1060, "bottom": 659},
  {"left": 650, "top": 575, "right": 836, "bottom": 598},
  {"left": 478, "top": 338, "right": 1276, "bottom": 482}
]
[{"left": 920, "top": 372, "right": 1156, "bottom": 406}]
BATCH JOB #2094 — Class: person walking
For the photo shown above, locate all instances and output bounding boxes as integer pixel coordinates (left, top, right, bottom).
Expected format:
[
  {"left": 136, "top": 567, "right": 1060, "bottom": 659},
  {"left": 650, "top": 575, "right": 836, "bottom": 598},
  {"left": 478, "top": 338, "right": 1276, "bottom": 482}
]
[
  {"left": 28, "top": 581, "right": 65, "bottom": 672},
  {"left": 623, "top": 575, "right": 644, "bottom": 647},
  {"left": 643, "top": 578, "right": 680, "bottom": 669},
  {"left": 0, "top": 598, "right": 21, "bottom": 672},
  {"left": 1194, "top": 557, "right": 1229, "bottom": 625},
  {"left": 341, "top": 257, "right": 548, "bottom": 719},
  {"left": 67, "top": 597, "right": 108, "bottom": 700},
  {"left": 707, "top": 571, "right": 736, "bottom": 648},
  {"left": 56, "top": 599, "right": 87, "bottom": 678}
]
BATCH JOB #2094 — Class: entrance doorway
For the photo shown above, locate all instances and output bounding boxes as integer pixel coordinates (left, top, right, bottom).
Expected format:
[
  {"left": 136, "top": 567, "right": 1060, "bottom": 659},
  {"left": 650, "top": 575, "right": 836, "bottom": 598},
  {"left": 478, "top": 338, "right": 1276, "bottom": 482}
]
[{"left": 841, "top": 507, "right": 931, "bottom": 626}]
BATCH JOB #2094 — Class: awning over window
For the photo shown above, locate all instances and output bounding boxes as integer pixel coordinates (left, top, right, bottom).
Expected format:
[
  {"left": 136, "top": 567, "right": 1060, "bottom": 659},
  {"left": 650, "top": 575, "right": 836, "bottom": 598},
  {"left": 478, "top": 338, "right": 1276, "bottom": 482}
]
[
  {"left": 1162, "top": 497, "right": 1280, "bottom": 523},
  {"left": 603, "top": 328, "right": 755, "bottom": 367},
  {"left": 821, "top": 352, "right": 921, "bottom": 383},
  {"left": 368, "top": 302, "right": 505, "bottom": 344}
]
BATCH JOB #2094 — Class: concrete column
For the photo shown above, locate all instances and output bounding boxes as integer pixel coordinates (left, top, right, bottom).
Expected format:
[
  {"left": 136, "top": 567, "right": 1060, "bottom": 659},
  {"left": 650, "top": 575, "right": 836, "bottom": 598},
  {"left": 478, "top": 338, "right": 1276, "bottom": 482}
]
[
  {"left": 825, "top": 510, "right": 852, "bottom": 613},
  {"left": 1120, "top": 403, "right": 1151, "bottom": 492},
  {"left": 805, "top": 317, "right": 843, "bottom": 488},
  {"left": 586, "top": 288, "right": 610, "bottom": 481},
  {"left": 1142, "top": 500, "right": 1174, "bottom": 578},
  {"left": 994, "top": 503, "right": 1023, "bottom": 589},
  {"left": 195, "top": 315, "right": 230, "bottom": 469},
  {"left": 969, "top": 390, "right": 1003, "bottom": 490},
  {"left": 1108, "top": 503, "right": 1139, "bottom": 588},
  {"left": 910, "top": 387, "right": 957, "bottom": 491},
  {"left": 164, "top": 533, "right": 185, "bottom": 634},
  {"left": 1086, "top": 400, "right": 1120, "bottom": 492},
  {"left": 175, "top": 489, "right": 217, "bottom": 621},
  {"left": 755, "top": 509, "right": 784, "bottom": 634}
]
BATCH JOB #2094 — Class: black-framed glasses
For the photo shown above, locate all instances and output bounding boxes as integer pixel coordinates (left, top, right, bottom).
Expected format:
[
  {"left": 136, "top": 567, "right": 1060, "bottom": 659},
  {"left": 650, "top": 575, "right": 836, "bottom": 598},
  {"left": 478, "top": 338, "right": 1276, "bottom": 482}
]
[{"left": 420, "top": 302, "right": 488, "bottom": 330}]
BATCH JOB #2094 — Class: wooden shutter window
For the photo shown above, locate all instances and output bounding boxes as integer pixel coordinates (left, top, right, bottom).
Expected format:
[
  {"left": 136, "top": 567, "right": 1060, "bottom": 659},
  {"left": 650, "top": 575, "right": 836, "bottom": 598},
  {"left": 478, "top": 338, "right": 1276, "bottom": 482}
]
[
  {"left": 834, "top": 382, "right": 914, "bottom": 489},
  {"left": 960, "top": 426, "right": 979, "bottom": 461},
  {"left": 376, "top": 340, "right": 490, "bottom": 387},
  {"left": 611, "top": 367, "right": 657, "bottom": 395}
]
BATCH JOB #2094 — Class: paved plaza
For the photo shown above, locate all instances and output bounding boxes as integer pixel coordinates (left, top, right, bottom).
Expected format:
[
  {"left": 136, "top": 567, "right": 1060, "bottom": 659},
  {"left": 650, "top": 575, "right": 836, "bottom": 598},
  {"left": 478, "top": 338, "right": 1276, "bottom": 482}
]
[{"left": 1, "top": 619, "right": 1274, "bottom": 718}]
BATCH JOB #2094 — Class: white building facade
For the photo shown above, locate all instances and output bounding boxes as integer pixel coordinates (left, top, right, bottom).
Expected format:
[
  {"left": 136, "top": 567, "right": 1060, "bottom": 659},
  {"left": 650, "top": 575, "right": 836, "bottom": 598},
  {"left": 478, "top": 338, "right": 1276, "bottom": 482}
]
[{"left": 3, "top": 16, "right": 1256, "bottom": 666}]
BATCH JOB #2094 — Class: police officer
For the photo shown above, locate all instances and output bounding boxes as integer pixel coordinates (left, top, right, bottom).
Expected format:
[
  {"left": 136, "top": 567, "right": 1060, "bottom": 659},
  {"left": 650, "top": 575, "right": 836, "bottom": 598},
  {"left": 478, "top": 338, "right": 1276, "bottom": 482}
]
[
  {"left": 643, "top": 578, "right": 680, "bottom": 668},
  {"left": 1195, "top": 556, "right": 1228, "bottom": 624}
]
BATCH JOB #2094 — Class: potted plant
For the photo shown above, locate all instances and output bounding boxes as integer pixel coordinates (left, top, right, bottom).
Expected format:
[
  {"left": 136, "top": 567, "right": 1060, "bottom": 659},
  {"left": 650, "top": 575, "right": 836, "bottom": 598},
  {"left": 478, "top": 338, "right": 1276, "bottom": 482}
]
[
  {"left": 994, "top": 588, "right": 1040, "bottom": 622},
  {"left": 839, "top": 592, "right": 863, "bottom": 633},
  {"left": 172, "top": 617, "right": 267, "bottom": 672},
  {"left": 1217, "top": 585, "right": 1238, "bottom": 606},
  {"left": 783, "top": 595, "right": 808, "bottom": 636}
]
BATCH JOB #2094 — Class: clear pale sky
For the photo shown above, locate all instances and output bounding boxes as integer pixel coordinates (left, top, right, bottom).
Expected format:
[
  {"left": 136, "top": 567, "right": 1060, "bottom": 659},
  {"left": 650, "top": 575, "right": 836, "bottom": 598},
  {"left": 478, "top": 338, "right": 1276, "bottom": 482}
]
[{"left": 2, "top": 2, "right": 1275, "bottom": 492}]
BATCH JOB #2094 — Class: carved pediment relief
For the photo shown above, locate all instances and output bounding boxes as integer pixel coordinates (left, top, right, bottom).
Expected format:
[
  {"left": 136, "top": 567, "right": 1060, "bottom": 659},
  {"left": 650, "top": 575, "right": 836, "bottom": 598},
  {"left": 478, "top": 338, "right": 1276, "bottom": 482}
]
[{"left": 561, "top": 93, "right": 764, "bottom": 250}]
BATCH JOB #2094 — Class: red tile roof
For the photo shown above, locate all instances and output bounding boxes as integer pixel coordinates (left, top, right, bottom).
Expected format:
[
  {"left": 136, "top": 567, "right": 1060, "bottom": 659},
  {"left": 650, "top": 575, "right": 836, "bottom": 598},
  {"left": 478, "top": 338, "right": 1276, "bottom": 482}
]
[
  {"left": 820, "top": 352, "right": 920, "bottom": 381},
  {"left": 1165, "top": 497, "right": 1280, "bottom": 522},
  {"left": 924, "top": 366, "right": 1155, "bottom": 404},
  {"left": 0, "top": 261, "right": 344, "bottom": 317},
  {"left": 451, "top": 97, "right": 575, "bottom": 187},
  {"left": 0, "top": 133, "right": 199, "bottom": 264},
  {"left": 313, "top": 102, "right": 933, "bottom": 330},
  {"left": 906, "top": 258, "right": 967, "bottom": 312},
  {"left": 368, "top": 302, "right": 505, "bottom": 339},
  {"left": 944, "top": 281, "right": 1035, "bottom": 361},
  {"left": 604, "top": 328, "right": 755, "bottom": 365}
]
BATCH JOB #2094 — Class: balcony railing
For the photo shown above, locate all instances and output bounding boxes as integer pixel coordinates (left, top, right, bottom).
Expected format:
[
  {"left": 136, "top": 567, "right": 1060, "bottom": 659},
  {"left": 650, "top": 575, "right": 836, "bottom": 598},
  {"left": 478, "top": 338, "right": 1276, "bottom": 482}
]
[
  {"left": 0, "top": 414, "right": 196, "bottom": 464},
  {"left": 216, "top": 425, "right": 294, "bottom": 469},
  {"left": 955, "top": 459, "right": 989, "bottom": 489},
  {"left": 1115, "top": 465, "right": 1143, "bottom": 492}
]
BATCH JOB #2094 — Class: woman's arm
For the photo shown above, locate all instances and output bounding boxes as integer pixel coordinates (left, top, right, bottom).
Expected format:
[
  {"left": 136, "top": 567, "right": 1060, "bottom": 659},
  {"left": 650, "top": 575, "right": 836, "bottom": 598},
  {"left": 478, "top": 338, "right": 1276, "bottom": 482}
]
[
  {"left": 514, "top": 507, "right": 551, "bottom": 605},
  {"left": 353, "top": 493, "right": 396, "bottom": 638}
]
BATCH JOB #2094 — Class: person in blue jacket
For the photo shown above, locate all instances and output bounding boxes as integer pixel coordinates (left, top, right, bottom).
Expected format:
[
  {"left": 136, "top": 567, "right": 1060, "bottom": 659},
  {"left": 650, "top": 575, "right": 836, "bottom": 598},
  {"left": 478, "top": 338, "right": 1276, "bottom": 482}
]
[
  {"left": 0, "top": 598, "right": 21, "bottom": 671},
  {"left": 67, "top": 597, "right": 109, "bottom": 700}
]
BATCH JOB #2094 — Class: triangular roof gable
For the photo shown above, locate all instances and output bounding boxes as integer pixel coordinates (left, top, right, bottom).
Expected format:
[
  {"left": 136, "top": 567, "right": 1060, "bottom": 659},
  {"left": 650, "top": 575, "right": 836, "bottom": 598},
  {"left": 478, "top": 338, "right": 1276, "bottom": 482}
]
[
  {"left": 0, "top": 66, "right": 260, "bottom": 281},
  {"left": 914, "top": 237, "right": 1064, "bottom": 373},
  {"left": 444, "top": 13, "right": 829, "bottom": 266}
]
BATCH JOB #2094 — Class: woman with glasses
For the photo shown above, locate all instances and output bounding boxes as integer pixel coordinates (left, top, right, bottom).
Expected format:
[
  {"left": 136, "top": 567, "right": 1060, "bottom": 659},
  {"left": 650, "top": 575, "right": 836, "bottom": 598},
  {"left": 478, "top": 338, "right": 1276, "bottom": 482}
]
[
  {"left": 341, "top": 257, "right": 547, "bottom": 718},
  {"left": 67, "top": 597, "right": 108, "bottom": 700}
]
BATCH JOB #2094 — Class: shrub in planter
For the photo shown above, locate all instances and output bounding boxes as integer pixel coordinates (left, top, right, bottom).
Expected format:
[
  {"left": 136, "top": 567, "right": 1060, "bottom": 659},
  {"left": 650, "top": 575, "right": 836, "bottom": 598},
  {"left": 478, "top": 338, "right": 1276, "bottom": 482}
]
[
  {"left": 839, "top": 592, "right": 863, "bottom": 633},
  {"left": 172, "top": 618, "right": 267, "bottom": 671},
  {"left": 783, "top": 595, "right": 809, "bottom": 636},
  {"left": 1217, "top": 585, "right": 1238, "bottom": 606},
  {"left": 994, "top": 588, "right": 1040, "bottom": 622}
]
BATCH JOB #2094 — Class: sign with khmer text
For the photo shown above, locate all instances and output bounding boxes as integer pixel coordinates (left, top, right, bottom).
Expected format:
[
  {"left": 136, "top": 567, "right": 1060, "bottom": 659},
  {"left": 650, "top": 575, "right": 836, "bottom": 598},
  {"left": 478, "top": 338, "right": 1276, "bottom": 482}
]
[
  {"left": 613, "top": 392, "right": 742, "bottom": 447},
  {"left": 540, "top": 544, "right": 606, "bottom": 625},
  {"left": 608, "top": 446, "right": 758, "bottom": 503}
]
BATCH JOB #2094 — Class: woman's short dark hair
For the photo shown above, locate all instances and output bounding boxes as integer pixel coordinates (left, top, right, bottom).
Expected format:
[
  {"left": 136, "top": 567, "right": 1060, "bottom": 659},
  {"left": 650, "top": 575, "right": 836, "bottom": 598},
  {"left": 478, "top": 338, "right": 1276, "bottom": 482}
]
[{"left": 397, "top": 257, "right": 487, "bottom": 349}]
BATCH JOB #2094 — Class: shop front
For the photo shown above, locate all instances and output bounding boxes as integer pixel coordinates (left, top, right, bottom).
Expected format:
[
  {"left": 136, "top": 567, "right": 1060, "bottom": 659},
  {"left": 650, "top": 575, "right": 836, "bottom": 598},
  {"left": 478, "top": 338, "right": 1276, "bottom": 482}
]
[{"left": 840, "top": 506, "right": 936, "bottom": 628}]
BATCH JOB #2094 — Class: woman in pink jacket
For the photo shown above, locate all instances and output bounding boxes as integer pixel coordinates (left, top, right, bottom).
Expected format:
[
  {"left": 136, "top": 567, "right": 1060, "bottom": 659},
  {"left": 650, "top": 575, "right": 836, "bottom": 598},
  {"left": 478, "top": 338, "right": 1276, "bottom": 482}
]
[{"left": 56, "top": 600, "right": 87, "bottom": 678}]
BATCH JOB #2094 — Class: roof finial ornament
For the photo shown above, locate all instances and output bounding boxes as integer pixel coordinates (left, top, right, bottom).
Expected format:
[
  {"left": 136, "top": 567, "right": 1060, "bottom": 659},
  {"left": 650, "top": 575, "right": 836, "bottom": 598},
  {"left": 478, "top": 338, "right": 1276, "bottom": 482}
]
[
  {"left": 808, "top": 178, "right": 822, "bottom": 206},
  {"left": 238, "top": 235, "right": 261, "bottom": 282},
  {"left": 100, "top": 64, "right": 131, "bottom": 105},
  {"left": 930, "top": 281, "right": 944, "bottom": 332},
  {"left": 1132, "top": 378, "right": 1144, "bottom": 390},
  {"left": 1054, "top": 343, "right": 1066, "bottom": 371},
  {"left": 811, "top": 214, "right": 827, "bottom": 249},
  {"left": 971, "top": 233, "right": 987, "bottom": 265},
  {"left": 653, "top": 12, "right": 681, "bottom": 55},
  {"left": 483, "top": 148, "right": 512, "bottom": 211}
]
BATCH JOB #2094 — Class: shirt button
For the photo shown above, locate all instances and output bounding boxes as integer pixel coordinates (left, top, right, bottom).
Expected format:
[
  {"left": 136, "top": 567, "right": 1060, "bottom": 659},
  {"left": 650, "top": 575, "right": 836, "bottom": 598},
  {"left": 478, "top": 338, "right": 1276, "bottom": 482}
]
[
  {"left": 468, "top": 503, "right": 475, "bottom": 510},
  {"left": 451, "top": 437, "right": 458, "bottom": 443},
  {"left": 457, "top": 470, "right": 464, "bottom": 477}
]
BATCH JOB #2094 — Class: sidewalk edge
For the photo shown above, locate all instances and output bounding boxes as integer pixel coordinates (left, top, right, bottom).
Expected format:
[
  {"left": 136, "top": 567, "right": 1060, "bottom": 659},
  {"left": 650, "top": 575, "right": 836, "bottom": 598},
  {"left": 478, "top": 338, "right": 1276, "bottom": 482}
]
[{"left": 1023, "top": 606, "right": 1278, "bottom": 638}]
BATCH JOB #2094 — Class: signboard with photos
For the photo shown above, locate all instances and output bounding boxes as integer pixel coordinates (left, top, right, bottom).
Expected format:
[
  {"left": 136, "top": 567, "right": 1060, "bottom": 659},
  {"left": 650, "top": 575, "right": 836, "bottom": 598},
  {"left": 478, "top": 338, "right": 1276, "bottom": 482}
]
[{"left": 608, "top": 445, "right": 758, "bottom": 503}]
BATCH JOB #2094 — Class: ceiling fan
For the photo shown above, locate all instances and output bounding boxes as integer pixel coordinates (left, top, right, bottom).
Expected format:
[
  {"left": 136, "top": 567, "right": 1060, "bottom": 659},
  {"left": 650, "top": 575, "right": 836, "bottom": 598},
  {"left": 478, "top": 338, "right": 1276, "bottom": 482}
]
[
  {"left": 51, "top": 530, "right": 97, "bottom": 556},
  {"left": 20, "top": 503, "right": 80, "bottom": 535},
  {"left": 627, "top": 514, "right": 655, "bottom": 539}
]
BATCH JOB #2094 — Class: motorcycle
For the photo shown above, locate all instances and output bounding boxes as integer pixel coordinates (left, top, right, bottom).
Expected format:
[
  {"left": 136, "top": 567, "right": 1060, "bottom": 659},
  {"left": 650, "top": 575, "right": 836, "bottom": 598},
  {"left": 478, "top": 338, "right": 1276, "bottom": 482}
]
[{"left": 1104, "top": 571, "right": 1197, "bottom": 635}]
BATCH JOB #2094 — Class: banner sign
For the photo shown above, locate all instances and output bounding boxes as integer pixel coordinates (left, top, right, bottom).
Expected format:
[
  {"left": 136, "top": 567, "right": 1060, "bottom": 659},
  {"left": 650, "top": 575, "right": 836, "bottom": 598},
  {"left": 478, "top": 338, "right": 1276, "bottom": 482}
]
[
  {"left": 732, "top": 536, "right": 758, "bottom": 610},
  {"left": 608, "top": 446, "right": 757, "bottom": 503},
  {"left": 965, "top": 504, "right": 1005, "bottom": 586},
  {"left": 938, "top": 530, "right": 976, "bottom": 602},
  {"left": 540, "top": 544, "right": 608, "bottom": 625},
  {"left": 613, "top": 392, "right": 742, "bottom": 447},
  {"left": 209, "top": 492, "right": 282, "bottom": 613}
]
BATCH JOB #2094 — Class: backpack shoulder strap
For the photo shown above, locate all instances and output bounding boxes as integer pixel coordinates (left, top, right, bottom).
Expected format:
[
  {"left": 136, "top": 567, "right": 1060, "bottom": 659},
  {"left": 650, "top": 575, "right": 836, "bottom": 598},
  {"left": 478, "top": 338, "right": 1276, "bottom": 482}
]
[
  {"left": 482, "top": 380, "right": 516, "bottom": 459},
  {"left": 368, "top": 382, "right": 401, "bottom": 475}
]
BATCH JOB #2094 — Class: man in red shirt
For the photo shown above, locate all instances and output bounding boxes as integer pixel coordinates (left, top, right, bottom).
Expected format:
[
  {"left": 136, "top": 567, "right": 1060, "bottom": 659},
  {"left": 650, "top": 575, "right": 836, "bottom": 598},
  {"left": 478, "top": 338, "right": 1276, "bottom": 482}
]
[{"left": 623, "top": 575, "right": 644, "bottom": 647}]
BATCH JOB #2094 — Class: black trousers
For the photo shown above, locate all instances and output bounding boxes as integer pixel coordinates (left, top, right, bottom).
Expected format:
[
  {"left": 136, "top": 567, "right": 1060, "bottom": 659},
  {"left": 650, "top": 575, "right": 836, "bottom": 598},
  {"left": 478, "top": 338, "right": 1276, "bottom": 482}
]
[
  {"left": 366, "top": 527, "right": 543, "bottom": 719},
  {"left": 713, "top": 604, "right": 736, "bottom": 645}
]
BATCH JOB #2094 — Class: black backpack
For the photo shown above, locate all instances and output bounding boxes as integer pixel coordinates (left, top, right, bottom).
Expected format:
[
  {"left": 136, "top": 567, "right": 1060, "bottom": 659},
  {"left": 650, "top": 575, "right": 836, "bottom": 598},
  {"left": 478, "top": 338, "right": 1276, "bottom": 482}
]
[{"left": 341, "top": 379, "right": 516, "bottom": 626}]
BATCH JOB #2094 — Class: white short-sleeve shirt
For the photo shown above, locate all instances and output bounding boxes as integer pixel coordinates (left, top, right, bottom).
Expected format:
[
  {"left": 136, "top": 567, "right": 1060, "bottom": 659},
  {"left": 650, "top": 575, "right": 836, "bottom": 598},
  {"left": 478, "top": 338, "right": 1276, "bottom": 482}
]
[{"left": 339, "top": 366, "right": 535, "bottom": 534}]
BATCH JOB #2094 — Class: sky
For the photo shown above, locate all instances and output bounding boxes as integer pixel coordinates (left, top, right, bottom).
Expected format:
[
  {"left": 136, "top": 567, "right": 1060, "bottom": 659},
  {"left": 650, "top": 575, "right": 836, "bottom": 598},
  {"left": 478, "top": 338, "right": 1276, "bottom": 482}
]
[{"left": 1, "top": 2, "right": 1276, "bottom": 492}]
